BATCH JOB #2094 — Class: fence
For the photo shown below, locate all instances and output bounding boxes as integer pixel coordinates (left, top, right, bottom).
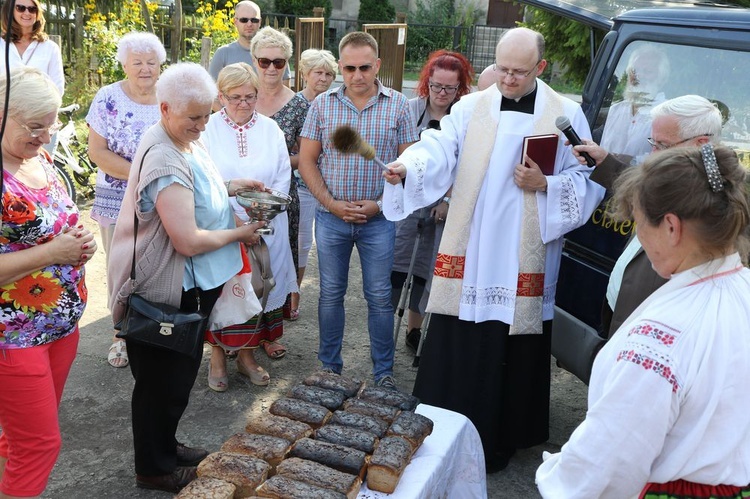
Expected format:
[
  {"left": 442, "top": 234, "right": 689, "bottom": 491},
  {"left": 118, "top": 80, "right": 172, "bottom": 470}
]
[{"left": 44, "top": 8, "right": 505, "bottom": 79}]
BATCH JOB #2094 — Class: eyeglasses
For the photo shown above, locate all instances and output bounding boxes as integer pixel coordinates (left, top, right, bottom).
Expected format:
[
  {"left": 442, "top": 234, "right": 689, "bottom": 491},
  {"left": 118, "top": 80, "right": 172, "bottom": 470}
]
[
  {"left": 646, "top": 134, "right": 713, "bottom": 151},
  {"left": 15, "top": 4, "right": 39, "bottom": 14},
  {"left": 342, "top": 64, "right": 374, "bottom": 73},
  {"left": 428, "top": 82, "right": 459, "bottom": 95},
  {"left": 224, "top": 93, "right": 258, "bottom": 105},
  {"left": 236, "top": 17, "right": 260, "bottom": 24},
  {"left": 493, "top": 61, "right": 540, "bottom": 80},
  {"left": 256, "top": 57, "right": 286, "bottom": 69},
  {"left": 13, "top": 117, "right": 63, "bottom": 138}
]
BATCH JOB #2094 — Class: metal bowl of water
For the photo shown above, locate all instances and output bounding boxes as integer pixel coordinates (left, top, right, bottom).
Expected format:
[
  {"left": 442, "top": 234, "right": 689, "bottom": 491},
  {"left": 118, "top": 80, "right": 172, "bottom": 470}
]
[{"left": 235, "top": 189, "right": 291, "bottom": 235}]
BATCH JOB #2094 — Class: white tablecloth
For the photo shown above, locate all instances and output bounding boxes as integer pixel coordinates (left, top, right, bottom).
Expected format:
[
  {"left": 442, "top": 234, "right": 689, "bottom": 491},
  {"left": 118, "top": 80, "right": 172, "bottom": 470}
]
[{"left": 357, "top": 404, "right": 487, "bottom": 499}]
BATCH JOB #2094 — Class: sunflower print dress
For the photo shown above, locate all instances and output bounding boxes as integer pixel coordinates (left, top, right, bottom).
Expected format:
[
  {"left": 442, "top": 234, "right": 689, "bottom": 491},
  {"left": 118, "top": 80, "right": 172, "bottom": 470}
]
[{"left": 0, "top": 154, "right": 87, "bottom": 348}]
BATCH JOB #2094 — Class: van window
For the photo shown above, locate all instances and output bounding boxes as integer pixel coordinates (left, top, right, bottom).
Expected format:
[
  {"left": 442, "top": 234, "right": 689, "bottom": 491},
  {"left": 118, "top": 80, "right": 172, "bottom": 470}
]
[{"left": 593, "top": 40, "right": 750, "bottom": 168}]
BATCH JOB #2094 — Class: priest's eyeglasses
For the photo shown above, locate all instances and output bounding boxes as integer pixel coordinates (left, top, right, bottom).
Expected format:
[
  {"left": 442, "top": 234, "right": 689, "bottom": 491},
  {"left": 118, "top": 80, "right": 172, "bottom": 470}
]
[
  {"left": 493, "top": 61, "right": 540, "bottom": 80},
  {"left": 428, "top": 82, "right": 459, "bottom": 94},
  {"left": 646, "top": 134, "right": 713, "bottom": 151}
]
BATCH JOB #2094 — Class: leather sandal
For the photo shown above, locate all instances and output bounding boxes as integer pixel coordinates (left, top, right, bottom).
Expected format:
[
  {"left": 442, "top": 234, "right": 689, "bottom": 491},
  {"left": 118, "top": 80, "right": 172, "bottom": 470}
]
[
  {"left": 107, "top": 340, "right": 128, "bottom": 368},
  {"left": 236, "top": 360, "right": 270, "bottom": 386},
  {"left": 262, "top": 341, "right": 287, "bottom": 359}
]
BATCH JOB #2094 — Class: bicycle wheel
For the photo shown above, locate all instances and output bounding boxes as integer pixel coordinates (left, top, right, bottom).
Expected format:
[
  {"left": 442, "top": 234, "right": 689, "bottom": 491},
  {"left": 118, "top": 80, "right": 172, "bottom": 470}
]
[{"left": 54, "top": 161, "right": 77, "bottom": 202}]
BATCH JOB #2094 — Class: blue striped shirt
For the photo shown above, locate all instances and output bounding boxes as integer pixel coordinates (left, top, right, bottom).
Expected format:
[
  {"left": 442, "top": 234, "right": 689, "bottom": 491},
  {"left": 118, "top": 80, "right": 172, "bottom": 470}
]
[{"left": 300, "top": 80, "right": 417, "bottom": 202}]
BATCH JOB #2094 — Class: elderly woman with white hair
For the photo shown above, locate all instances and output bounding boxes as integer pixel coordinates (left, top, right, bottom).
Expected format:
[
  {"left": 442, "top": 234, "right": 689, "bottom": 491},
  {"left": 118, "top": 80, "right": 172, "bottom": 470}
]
[
  {"left": 107, "top": 63, "right": 266, "bottom": 494},
  {"left": 252, "top": 26, "right": 308, "bottom": 327},
  {"left": 86, "top": 31, "right": 166, "bottom": 368},
  {"left": 295, "top": 48, "right": 337, "bottom": 311}
]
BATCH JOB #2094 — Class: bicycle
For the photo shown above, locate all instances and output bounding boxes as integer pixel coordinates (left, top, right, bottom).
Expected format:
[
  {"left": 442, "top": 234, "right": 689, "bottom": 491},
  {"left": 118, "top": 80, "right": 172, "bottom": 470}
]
[{"left": 53, "top": 103, "right": 95, "bottom": 201}]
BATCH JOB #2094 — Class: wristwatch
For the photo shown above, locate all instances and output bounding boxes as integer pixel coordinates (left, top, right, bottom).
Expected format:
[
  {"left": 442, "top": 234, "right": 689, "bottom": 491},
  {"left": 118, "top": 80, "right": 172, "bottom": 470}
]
[
  {"left": 376, "top": 199, "right": 383, "bottom": 212},
  {"left": 443, "top": 196, "right": 451, "bottom": 205}
]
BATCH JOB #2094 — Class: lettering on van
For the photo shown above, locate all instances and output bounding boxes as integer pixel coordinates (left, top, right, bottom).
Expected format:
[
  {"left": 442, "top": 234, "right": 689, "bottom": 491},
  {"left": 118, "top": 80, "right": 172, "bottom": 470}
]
[{"left": 590, "top": 197, "right": 634, "bottom": 236}]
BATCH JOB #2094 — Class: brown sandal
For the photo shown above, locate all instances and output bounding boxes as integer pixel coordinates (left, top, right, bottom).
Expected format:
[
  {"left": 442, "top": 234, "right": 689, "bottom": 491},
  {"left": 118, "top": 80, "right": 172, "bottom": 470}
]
[{"left": 262, "top": 341, "right": 287, "bottom": 359}]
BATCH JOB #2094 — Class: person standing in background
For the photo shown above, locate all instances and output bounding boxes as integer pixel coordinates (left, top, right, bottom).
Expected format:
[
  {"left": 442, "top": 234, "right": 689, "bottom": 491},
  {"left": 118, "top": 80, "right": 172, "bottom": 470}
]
[
  {"left": 293, "top": 48, "right": 338, "bottom": 322},
  {"left": 86, "top": 32, "right": 166, "bottom": 369},
  {"left": 391, "top": 49, "right": 474, "bottom": 352}
]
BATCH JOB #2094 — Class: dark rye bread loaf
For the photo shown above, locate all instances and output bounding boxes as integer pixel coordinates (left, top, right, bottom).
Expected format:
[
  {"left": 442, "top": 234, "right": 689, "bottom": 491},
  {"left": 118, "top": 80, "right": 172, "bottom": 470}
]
[
  {"left": 329, "top": 410, "right": 389, "bottom": 438},
  {"left": 303, "top": 371, "right": 364, "bottom": 398},
  {"left": 287, "top": 384, "right": 346, "bottom": 411},
  {"left": 342, "top": 397, "right": 400, "bottom": 424},
  {"left": 269, "top": 398, "right": 332, "bottom": 429},
  {"left": 289, "top": 438, "right": 368, "bottom": 479},
  {"left": 254, "top": 475, "right": 348, "bottom": 499},
  {"left": 175, "top": 476, "right": 236, "bottom": 499},
  {"left": 315, "top": 424, "right": 379, "bottom": 454},
  {"left": 357, "top": 386, "right": 420, "bottom": 411},
  {"left": 245, "top": 413, "right": 313, "bottom": 443},
  {"left": 366, "top": 436, "right": 414, "bottom": 494},
  {"left": 220, "top": 433, "right": 291, "bottom": 469},
  {"left": 197, "top": 452, "right": 271, "bottom": 498},
  {"left": 387, "top": 410, "right": 434, "bottom": 449},
  {"left": 275, "top": 458, "right": 361, "bottom": 499}
]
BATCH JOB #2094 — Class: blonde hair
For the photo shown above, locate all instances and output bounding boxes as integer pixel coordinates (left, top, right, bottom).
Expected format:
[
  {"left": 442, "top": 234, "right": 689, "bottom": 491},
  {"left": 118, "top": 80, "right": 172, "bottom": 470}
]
[
  {"left": 0, "top": 67, "right": 61, "bottom": 121},
  {"left": 217, "top": 62, "right": 259, "bottom": 95},
  {"left": 250, "top": 26, "right": 292, "bottom": 60},
  {"left": 298, "top": 49, "right": 337, "bottom": 78}
]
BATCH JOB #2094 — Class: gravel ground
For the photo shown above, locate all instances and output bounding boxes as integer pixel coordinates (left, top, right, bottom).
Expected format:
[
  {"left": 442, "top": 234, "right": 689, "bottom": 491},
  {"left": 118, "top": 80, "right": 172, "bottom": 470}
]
[{"left": 40, "top": 203, "right": 588, "bottom": 498}]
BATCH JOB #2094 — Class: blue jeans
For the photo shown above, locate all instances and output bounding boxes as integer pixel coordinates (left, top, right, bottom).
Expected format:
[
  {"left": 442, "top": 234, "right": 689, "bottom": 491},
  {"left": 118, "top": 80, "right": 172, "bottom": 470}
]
[{"left": 315, "top": 211, "right": 395, "bottom": 380}]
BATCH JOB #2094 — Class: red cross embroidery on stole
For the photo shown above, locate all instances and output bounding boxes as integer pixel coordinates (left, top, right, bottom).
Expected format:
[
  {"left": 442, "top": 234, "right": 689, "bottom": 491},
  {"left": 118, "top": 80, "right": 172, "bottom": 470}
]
[
  {"left": 516, "top": 273, "right": 544, "bottom": 296},
  {"left": 433, "top": 253, "right": 465, "bottom": 279}
]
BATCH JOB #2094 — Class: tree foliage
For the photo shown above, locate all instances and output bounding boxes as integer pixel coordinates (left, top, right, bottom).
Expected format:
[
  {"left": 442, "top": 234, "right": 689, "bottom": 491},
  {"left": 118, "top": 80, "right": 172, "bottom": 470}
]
[
  {"left": 275, "top": 0, "right": 332, "bottom": 19},
  {"left": 358, "top": 0, "right": 395, "bottom": 23}
]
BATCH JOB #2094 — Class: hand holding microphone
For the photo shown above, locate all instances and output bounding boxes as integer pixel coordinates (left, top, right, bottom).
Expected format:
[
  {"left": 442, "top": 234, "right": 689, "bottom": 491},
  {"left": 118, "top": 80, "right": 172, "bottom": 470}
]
[{"left": 555, "top": 116, "right": 597, "bottom": 167}]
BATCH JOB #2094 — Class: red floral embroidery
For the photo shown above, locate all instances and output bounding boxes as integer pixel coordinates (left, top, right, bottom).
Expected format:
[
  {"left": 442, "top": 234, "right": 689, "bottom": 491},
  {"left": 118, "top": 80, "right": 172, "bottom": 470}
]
[
  {"left": 617, "top": 349, "right": 680, "bottom": 393},
  {"left": 629, "top": 322, "right": 677, "bottom": 347}
]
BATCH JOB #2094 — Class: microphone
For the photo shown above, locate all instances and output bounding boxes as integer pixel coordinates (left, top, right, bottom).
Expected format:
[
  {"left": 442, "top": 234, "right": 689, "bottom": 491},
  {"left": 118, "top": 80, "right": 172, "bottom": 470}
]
[{"left": 555, "top": 116, "right": 596, "bottom": 167}]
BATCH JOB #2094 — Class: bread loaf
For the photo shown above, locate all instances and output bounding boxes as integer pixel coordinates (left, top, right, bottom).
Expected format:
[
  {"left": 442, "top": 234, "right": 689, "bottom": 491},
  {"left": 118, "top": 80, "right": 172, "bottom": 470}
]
[
  {"left": 275, "top": 458, "right": 361, "bottom": 499},
  {"left": 175, "top": 477, "right": 236, "bottom": 499},
  {"left": 315, "top": 424, "right": 379, "bottom": 454},
  {"left": 289, "top": 438, "right": 367, "bottom": 478},
  {"left": 342, "top": 398, "right": 400, "bottom": 424},
  {"left": 358, "top": 386, "right": 420, "bottom": 411},
  {"left": 254, "top": 475, "right": 347, "bottom": 498},
  {"left": 387, "top": 410, "right": 434, "bottom": 448},
  {"left": 366, "top": 436, "right": 414, "bottom": 494},
  {"left": 245, "top": 413, "right": 313, "bottom": 443},
  {"left": 303, "top": 371, "right": 364, "bottom": 398},
  {"left": 287, "top": 384, "right": 346, "bottom": 411},
  {"left": 329, "top": 410, "right": 388, "bottom": 438},
  {"left": 220, "top": 433, "right": 291, "bottom": 469},
  {"left": 197, "top": 452, "right": 271, "bottom": 498},
  {"left": 269, "top": 398, "right": 332, "bottom": 429}
]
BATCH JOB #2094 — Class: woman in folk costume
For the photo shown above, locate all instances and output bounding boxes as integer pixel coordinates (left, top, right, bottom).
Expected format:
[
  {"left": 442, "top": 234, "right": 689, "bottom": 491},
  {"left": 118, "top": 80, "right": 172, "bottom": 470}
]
[
  {"left": 536, "top": 145, "right": 750, "bottom": 498},
  {"left": 383, "top": 27, "right": 605, "bottom": 472}
]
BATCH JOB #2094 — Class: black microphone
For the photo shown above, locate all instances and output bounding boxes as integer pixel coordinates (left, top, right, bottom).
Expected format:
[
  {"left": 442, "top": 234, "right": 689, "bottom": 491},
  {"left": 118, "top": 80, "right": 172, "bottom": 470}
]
[{"left": 555, "top": 116, "right": 596, "bottom": 167}]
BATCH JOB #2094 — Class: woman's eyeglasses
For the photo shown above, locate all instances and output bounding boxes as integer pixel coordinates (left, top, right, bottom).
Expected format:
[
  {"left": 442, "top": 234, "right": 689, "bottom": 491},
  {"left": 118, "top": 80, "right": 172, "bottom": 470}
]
[
  {"left": 15, "top": 4, "right": 39, "bottom": 14},
  {"left": 256, "top": 58, "right": 286, "bottom": 70},
  {"left": 236, "top": 17, "right": 260, "bottom": 24},
  {"left": 224, "top": 94, "right": 258, "bottom": 105},
  {"left": 428, "top": 82, "right": 459, "bottom": 95},
  {"left": 13, "top": 117, "right": 63, "bottom": 138}
]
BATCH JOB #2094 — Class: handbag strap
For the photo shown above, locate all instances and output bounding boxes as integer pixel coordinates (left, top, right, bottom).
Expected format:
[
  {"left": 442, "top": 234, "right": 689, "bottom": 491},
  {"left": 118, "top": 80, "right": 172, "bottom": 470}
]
[{"left": 129, "top": 145, "right": 201, "bottom": 310}]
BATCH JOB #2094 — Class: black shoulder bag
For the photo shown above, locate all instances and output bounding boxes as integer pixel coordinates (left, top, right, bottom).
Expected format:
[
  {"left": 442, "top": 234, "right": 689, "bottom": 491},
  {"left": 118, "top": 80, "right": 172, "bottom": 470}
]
[{"left": 115, "top": 147, "right": 208, "bottom": 357}]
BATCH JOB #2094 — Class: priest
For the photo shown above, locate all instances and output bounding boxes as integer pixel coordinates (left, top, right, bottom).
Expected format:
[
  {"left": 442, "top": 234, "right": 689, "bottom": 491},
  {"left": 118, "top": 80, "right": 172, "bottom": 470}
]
[{"left": 383, "top": 27, "right": 605, "bottom": 472}]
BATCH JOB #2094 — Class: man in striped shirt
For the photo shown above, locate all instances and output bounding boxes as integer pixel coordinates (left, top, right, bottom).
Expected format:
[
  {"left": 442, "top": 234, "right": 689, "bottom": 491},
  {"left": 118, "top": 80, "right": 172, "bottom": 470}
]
[{"left": 298, "top": 31, "right": 417, "bottom": 390}]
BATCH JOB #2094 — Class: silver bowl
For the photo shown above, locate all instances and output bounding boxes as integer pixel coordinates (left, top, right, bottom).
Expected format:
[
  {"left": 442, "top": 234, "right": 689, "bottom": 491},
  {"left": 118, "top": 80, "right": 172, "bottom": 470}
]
[{"left": 235, "top": 189, "right": 291, "bottom": 235}]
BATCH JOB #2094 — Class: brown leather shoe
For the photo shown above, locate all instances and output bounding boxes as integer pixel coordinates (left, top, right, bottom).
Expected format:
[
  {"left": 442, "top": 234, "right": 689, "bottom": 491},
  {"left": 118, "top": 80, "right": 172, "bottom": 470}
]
[
  {"left": 176, "top": 443, "right": 209, "bottom": 466},
  {"left": 136, "top": 466, "right": 197, "bottom": 493}
]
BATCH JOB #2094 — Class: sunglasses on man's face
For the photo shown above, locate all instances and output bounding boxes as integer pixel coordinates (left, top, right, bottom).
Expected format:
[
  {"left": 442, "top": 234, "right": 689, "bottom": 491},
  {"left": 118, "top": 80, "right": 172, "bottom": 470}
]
[
  {"left": 256, "top": 57, "right": 286, "bottom": 70},
  {"left": 342, "top": 64, "right": 374, "bottom": 74},
  {"left": 236, "top": 17, "right": 260, "bottom": 24},
  {"left": 15, "top": 4, "right": 39, "bottom": 14}
]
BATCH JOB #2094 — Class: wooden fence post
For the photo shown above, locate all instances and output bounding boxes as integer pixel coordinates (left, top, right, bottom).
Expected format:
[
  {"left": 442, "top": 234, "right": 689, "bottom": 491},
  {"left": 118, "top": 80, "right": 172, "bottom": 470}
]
[
  {"left": 171, "top": 0, "right": 183, "bottom": 62},
  {"left": 74, "top": 6, "right": 84, "bottom": 50},
  {"left": 141, "top": 0, "right": 154, "bottom": 33},
  {"left": 200, "top": 37, "right": 212, "bottom": 70}
]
